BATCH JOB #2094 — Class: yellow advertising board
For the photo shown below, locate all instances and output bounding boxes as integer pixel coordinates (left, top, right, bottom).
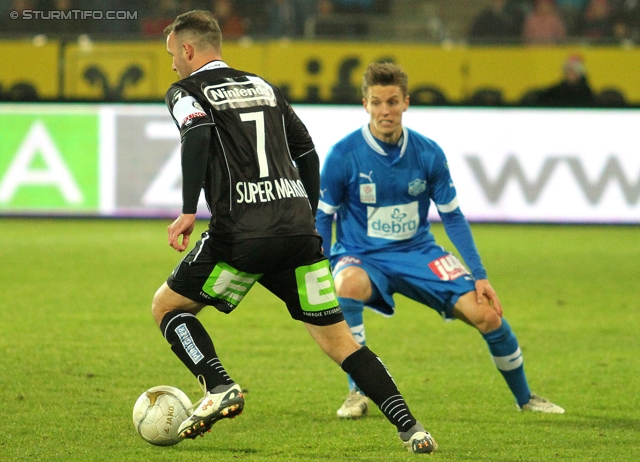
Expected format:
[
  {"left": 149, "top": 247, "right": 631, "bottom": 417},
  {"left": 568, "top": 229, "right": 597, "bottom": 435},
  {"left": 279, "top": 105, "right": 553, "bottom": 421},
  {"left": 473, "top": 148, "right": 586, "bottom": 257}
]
[
  {"left": 1, "top": 39, "right": 639, "bottom": 104},
  {"left": 62, "top": 39, "right": 267, "bottom": 100},
  {"left": 63, "top": 40, "right": 171, "bottom": 100},
  {"left": 0, "top": 40, "right": 59, "bottom": 99},
  {"left": 250, "top": 40, "right": 466, "bottom": 102}
]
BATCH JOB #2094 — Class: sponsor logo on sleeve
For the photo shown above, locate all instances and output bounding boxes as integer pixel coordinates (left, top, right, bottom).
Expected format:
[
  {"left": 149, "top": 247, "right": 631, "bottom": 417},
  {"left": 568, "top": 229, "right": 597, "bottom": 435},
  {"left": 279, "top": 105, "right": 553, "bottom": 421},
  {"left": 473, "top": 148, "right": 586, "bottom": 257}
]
[{"left": 182, "top": 111, "right": 207, "bottom": 127}]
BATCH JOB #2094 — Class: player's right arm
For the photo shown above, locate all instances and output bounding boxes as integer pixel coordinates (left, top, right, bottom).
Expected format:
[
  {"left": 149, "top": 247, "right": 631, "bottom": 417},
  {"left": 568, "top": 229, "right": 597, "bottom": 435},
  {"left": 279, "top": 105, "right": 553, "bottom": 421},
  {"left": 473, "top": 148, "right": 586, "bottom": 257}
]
[
  {"left": 315, "top": 146, "right": 346, "bottom": 258},
  {"left": 165, "top": 85, "right": 214, "bottom": 250},
  {"left": 167, "top": 213, "right": 196, "bottom": 252}
]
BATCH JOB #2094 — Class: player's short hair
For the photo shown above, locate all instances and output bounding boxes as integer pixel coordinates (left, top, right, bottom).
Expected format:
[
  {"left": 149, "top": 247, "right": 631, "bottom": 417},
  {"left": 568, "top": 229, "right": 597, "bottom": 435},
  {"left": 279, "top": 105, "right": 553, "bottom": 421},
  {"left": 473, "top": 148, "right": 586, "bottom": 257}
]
[
  {"left": 164, "top": 10, "right": 222, "bottom": 52},
  {"left": 362, "top": 62, "right": 409, "bottom": 98}
]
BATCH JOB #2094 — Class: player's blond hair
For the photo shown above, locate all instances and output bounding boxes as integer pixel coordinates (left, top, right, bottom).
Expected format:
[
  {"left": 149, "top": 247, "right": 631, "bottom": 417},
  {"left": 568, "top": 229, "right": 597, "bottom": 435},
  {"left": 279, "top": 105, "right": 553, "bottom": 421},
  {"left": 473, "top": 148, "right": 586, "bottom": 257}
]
[
  {"left": 362, "top": 62, "right": 409, "bottom": 98},
  {"left": 164, "top": 10, "right": 222, "bottom": 53}
]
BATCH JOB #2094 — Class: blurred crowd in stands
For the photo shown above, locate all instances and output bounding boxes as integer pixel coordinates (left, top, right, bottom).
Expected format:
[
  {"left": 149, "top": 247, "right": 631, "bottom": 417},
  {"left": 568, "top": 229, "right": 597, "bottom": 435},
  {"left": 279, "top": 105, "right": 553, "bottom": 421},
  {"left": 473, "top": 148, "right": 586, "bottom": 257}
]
[
  {"left": 0, "top": 0, "right": 389, "bottom": 39},
  {"left": 0, "top": 0, "right": 637, "bottom": 106},
  {"left": 469, "top": 0, "right": 640, "bottom": 44},
  {"left": 2, "top": 0, "right": 639, "bottom": 43}
]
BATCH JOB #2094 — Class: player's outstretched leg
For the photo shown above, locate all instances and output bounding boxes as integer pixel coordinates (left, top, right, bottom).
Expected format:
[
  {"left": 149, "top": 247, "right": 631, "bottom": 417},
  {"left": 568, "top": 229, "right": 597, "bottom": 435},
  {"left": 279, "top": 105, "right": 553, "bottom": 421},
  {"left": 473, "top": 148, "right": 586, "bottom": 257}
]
[
  {"left": 179, "top": 382, "right": 245, "bottom": 438},
  {"left": 336, "top": 297, "right": 369, "bottom": 419},
  {"left": 482, "top": 319, "right": 564, "bottom": 414},
  {"left": 341, "top": 346, "right": 437, "bottom": 454},
  {"left": 159, "top": 309, "right": 245, "bottom": 437}
]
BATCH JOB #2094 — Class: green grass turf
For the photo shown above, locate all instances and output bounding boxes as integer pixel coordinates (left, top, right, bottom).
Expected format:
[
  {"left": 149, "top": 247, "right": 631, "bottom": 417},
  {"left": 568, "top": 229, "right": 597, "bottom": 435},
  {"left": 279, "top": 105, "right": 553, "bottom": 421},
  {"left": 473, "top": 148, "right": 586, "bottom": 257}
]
[{"left": 0, "top": 218, "right": 639, "bottom": 461}]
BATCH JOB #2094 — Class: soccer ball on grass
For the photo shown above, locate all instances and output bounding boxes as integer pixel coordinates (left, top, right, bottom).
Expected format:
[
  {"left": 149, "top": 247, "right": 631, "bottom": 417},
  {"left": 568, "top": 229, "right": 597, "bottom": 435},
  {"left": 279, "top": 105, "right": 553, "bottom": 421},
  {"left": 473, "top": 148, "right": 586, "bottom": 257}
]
[{"left": 132, "top": 385, "right": 192, "bottom": 446}]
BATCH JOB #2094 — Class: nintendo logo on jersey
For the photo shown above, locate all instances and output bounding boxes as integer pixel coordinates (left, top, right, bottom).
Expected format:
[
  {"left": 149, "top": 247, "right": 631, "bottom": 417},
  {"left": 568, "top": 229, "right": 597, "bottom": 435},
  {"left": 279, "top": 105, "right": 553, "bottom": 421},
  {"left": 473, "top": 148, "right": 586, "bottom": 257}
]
[{"left": 204, "top": 76, "right": 276, "bottom": 110}]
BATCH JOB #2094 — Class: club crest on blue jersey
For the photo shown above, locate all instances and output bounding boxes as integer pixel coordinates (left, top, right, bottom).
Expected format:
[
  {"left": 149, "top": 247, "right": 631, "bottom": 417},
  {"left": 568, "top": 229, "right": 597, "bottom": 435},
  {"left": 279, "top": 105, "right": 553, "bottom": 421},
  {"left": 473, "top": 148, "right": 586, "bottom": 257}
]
[
  {"left": 360, "top": 183, "right": 376, "bottom": 204},
  {"left": 408, "top": 178, "right": 426, "bottom": 196}
]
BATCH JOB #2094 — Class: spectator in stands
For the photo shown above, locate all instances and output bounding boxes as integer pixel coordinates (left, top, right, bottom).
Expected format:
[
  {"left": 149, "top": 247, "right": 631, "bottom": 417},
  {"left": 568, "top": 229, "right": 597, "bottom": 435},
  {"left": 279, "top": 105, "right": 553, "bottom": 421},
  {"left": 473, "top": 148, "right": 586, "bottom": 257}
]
[
  {"left": 314, "top": 0, "right": 371, "bottom": 37},
  {"left": 503, "top": 0, "right": 535, "bottom": 38},
  {"left": 313, "top": 0, "right": 337, "bottom": 37},
  {"left": 332, "top": 0, "right": 375, "bottom": 13},
  {"left": 84, "top": 0, "right": 140, "bottom": 36},
  {"left": 577, "top": 0, "right": 614, "bottom": 40},
  {"left": 225, "top": 0, "right": 267, "bottom": 36},
  {"left": 1, "top": 0, "right": 41, "bottom": 34},
  {"left": 523, "top": 0, "right": 567, "bottom": 43},
  {"left": 555, "top": 0, "right": 589, "bottom": 34},
  {"left": 213, "top": 0, "right": 246, "bottom": 39},
  {"left": 292, "top": 0, "right": 320, "bottom": 36},
  {"left": 185, "top": 0, "right": 212, "bottom": 10},
  {"left": 469, "top": 0, "right": 519, "bottom": 43},
  {"left": 267, "top": 0, "right": 296, "bottom": 38},
  {"left": 41, "top": 0, "right": 88, "bottom": 35},
  {"left": 611, "top": 0, "right": 640, "bottom": 41},
  {"left": 537, "top": 54, "right": 594, "bottom": 106},
  {"left": 141, "top": 0, "right": 179, "bottom": 37}
]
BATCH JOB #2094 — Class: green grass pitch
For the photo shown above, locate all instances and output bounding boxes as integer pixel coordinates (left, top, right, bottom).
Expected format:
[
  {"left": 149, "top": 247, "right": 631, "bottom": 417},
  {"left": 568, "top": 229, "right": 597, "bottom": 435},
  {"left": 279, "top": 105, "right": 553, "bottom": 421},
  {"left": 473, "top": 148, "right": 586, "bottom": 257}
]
[{"left": 1, "top": 218, "right": 639, "bottom": 461}]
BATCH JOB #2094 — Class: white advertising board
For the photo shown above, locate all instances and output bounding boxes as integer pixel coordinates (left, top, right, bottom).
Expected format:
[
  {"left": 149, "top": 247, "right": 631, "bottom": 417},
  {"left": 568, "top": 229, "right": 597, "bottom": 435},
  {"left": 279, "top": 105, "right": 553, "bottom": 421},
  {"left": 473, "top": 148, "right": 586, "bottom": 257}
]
[
  {"left": 1, "top": 104, "right": 638, "bottom": 223},
  {"left": 297, "top": 106, "right": 640, "bottom": 223}
]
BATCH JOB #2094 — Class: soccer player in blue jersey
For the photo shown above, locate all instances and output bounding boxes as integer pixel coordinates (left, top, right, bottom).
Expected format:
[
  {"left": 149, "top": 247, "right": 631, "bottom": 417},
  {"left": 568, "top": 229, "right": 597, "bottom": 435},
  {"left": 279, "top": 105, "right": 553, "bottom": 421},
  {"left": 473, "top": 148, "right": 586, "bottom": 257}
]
[{"left": 316, "top": 62, "right": 564, "bottom": 419}]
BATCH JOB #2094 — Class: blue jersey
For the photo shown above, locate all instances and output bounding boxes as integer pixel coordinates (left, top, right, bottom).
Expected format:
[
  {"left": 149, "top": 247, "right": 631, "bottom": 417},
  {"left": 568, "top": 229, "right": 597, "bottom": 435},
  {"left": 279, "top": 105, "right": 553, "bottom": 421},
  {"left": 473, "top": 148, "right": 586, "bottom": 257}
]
[{"left": 316, "top": 125, "right": 487, "bottom": 280}]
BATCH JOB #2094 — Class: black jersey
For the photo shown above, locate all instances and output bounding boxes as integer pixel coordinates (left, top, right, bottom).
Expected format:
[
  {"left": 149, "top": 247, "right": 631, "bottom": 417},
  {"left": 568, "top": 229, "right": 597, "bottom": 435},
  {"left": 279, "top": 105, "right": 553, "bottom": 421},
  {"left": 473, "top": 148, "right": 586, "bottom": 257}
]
[{"left": 165, "top": 60, "right": 318, "bottom": 242}]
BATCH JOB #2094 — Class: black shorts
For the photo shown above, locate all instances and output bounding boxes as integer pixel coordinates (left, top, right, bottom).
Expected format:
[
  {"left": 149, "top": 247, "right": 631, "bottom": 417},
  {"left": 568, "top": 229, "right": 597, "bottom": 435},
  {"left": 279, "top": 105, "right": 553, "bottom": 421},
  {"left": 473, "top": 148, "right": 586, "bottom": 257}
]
[{"left": 167, "top": 232, "right": 344, "bottom": 326}]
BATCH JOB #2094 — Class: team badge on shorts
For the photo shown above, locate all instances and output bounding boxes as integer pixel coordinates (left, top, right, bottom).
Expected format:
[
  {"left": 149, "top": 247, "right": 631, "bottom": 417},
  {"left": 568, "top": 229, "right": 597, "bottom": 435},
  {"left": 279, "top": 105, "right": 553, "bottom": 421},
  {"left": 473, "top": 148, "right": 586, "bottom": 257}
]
[{"left": 408, "top": 178, "right": 426, "bottom": 196}]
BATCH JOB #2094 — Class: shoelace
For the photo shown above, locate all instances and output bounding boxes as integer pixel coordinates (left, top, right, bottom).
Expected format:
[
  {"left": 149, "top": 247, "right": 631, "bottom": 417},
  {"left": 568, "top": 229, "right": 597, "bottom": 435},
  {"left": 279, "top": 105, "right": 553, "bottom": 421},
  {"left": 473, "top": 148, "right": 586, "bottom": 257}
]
[
  {"left": 188, "top": 374, "right": 209, "bottom": 413},
  {"left": 345, "top": 391, "right": 366, "bottom": 406}
]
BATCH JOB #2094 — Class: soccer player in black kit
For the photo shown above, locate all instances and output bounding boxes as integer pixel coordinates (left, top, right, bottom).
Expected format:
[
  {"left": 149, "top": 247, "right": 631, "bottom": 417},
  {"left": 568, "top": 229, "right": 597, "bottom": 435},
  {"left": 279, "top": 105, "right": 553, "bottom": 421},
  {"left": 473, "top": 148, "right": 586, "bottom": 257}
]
[{"left": 151, "top": 10, "right": 436, "bottom": 454}]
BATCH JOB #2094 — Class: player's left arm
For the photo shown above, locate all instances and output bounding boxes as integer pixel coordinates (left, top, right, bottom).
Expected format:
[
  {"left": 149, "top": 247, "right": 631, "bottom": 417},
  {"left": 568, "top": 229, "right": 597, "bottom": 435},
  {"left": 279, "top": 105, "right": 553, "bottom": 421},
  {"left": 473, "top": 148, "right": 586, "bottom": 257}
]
[
  {"left": 475, "top": 278, "right": 503, "bottom": 317},
  {"left": 282, "top": 101, "right": 320, "bottom": 214},
  {"left": 295, "top": 149, "right": 320, "bottom": 215},
  {"left": 440, "top": 210, "right": 503, "bottom": 315},
  {"left": 428, "top": 142, "right": 503, "bottom": 315}
]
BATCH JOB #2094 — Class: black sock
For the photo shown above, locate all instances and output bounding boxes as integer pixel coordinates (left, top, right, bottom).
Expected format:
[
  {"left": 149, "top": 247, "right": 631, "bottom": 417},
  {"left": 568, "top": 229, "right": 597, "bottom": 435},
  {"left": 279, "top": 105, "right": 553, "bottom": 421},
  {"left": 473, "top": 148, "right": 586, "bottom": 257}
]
[
  {"left": 341, "top": 346, "right": 417, "bottom": 433},
  {"left": 160, "top": 310, "right": 233, "bottom": 391}
]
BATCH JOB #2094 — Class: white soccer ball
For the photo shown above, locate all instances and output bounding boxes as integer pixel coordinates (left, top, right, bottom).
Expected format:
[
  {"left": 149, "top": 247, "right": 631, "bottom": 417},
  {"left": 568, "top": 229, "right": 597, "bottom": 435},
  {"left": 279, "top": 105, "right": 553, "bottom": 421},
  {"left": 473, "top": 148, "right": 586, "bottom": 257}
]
[{"left": 132, "top": 385, "right": 192, "bottom": 446}]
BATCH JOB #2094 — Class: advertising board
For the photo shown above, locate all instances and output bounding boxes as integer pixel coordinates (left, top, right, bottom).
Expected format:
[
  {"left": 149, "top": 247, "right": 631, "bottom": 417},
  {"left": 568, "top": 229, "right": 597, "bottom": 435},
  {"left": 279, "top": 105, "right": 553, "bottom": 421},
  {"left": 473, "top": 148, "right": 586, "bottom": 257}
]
[{"left": 1, "top": 104, "right": 638, "bottom": 223}]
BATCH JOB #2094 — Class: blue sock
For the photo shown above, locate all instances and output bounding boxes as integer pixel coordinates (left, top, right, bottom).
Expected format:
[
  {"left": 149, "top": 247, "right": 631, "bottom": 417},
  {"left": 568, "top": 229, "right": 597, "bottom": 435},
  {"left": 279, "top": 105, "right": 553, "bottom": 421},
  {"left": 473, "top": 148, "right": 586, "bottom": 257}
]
[
  {"left": 338, "top": 297, "right": 366, "bottom": 392},
  {"left": 481, "top": 319, "right": 531, "bottom": 407}
]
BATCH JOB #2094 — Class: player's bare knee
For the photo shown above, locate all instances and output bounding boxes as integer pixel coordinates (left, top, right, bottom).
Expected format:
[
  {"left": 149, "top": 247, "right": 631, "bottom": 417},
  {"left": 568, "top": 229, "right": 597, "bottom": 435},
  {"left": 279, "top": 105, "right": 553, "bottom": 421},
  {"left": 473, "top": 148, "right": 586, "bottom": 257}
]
[
  {"left": 327, "top": 337, "right": 360, "bottom": 365},
  {"left": 334, "top": 267, "right": 371, "bottom": 300},
  {"left": 151, "top": 285, "right": 171, "bottom": 327},
  {"left": 475, "top": 310, "right": 502, "bottom": 333}
]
